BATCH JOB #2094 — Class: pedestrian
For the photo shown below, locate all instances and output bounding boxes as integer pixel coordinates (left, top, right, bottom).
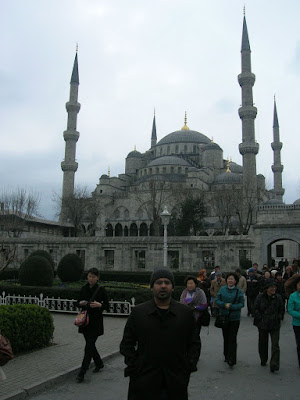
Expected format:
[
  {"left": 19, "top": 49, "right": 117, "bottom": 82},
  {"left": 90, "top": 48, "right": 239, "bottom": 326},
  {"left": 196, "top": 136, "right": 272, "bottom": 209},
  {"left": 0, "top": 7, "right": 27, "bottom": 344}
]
[
  {"left": 197, "top": 268, "right": 211, "bottom": 304},
  {"left": 235, "top": 268, "right": 247, "bottom": 294},
  {"left": 180, "top": 275, "right": 207, "bottom": 357},
  {"left": 209, "top": 265, "right": 221, "bottom": 282},
  {"left": 215, "top": 272, "right": 245, "bottom": 367},
  {"left": 76, "top": 268, "right": 109, "bottom": 383},
  {"left": 259, "top": 270, "right": 271, "bottom": 293},
  {"left": 120, "top": 267, "right": 200, "bottom": 400},
  {"left": 210, "top": 271, "right": 226, "bottom": 317},
  {"left": 253, "top": 279, "right": 284, "bottom": 372},
  {"left": 246, "top": 267, "right": 260, "bottom": 316},
  {"left": 287, "top": 276, "right": 300, "bottom": 368}
]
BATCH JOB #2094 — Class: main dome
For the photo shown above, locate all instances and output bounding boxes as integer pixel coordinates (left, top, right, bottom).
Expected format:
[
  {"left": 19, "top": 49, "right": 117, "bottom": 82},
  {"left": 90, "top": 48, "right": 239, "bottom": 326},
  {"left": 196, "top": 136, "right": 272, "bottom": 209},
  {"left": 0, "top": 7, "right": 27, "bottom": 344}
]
[{"left": 157, "top": 129, "right": 211, "bottom": 146}]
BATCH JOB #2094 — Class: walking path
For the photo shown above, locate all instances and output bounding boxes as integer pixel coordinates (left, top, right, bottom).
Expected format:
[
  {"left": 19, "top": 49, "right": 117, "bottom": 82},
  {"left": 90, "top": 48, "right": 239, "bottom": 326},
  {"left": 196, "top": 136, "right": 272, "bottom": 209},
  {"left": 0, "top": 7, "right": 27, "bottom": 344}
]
[{"left": 0, "top": 314, "right": 126, "bottom": 400}]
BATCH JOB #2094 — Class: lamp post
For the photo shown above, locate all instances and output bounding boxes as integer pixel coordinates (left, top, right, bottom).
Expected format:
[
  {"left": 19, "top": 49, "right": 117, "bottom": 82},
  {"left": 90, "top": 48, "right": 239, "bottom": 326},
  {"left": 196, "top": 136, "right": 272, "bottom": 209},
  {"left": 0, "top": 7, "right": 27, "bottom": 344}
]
[{"left": 161, "top": 205, "right": 171, "bottom": 268}]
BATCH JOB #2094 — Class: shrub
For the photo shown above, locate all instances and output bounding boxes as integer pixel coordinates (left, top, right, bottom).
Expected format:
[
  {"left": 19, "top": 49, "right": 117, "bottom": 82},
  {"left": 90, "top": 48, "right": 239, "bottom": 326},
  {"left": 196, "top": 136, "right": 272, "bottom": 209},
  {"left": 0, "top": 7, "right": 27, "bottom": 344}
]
[
  {"left": 0, "top": 304, "right": 54, "bottom": 353},
  {"left": 57, "top": 253, "right": 84, "bottom": 282},
  {"left": 19, "top": 255, "right": 54, "bottom": 287},
  {"left": 29, "top": 250, "right": 55, "bottom": 270}
]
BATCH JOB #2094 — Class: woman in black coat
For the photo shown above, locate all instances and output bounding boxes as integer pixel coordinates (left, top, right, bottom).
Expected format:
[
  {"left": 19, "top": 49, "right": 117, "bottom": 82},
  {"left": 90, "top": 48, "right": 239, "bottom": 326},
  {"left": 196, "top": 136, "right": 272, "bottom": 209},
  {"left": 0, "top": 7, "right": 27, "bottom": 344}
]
[{"left": 76, "top": 268, "right": 109, "bottom": 382}]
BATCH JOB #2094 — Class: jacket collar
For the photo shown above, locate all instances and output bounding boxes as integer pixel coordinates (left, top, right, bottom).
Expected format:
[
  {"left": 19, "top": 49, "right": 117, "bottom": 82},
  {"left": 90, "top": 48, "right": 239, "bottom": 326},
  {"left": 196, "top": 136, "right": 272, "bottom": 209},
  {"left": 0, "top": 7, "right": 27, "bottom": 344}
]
[{"left": 147, "top": 298, "right": 177, "bottom": 316}]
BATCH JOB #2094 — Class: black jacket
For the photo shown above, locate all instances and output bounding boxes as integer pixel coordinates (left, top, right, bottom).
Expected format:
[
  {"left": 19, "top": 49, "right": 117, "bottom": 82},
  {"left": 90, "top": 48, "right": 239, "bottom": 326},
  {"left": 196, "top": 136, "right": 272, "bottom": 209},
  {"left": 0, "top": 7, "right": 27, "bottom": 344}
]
[
  {"left": 77, "top": 283, "right": 109, "bottom": 336},
  {"left": 254, "top": 292, "right": 284, "bottom": 331},
  {"left": 120, "top": 298, "right": 200, "bottom": 400}
]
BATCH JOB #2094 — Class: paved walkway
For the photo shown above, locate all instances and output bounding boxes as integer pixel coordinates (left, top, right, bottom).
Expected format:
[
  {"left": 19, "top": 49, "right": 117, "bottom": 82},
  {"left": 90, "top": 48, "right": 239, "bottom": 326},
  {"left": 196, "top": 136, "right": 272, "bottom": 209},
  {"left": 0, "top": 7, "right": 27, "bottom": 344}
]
[{"left": 0, "top": 314, "right": 127, "bottom": 400}]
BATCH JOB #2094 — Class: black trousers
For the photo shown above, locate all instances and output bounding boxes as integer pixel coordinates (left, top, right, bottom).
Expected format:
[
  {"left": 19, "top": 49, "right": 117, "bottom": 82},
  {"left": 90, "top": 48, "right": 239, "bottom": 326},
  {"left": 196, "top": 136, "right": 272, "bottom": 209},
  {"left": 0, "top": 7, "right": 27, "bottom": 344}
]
[
  {"left": 258, "top": 329, "right": 280, "bottom": 370},
  {"left": 80, "top": 333, "right": 102, "bottom": 374},
  {"left": 293, "top": 325, "right": 300, "bottom": 367},
  {"left": 222, "top": 320, "right": 240, "bottom": 365},
  {"left": 247, "top": 296, "right": 256, "bottom": 316}
]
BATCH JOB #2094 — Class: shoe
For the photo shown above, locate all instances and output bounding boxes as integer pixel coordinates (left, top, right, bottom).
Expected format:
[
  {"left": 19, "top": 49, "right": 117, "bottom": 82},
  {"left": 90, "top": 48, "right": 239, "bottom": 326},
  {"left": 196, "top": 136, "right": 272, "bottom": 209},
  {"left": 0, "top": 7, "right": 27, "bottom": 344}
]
[
  {"left": 76, "top": 374, "right": 84, "bottom": 383},
  {"left": 270, "top": 366, "right": 279, "bottom": 373},
  {"left": 261, "top": 362, "right": 267, "bottom": 366},
  {"left": 227, "top": 360, "right": 234, "bottom": 367},
  {"left": 93, "top": 363, "right": 104, "bottom": 373}
]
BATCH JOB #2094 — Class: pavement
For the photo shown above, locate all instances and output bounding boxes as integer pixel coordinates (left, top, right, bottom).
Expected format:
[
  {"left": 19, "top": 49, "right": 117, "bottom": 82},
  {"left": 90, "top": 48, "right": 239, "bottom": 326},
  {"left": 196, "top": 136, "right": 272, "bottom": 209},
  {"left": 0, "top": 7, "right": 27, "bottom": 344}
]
[
  {"left": 0, "top": 314, "right": 127, "bottom": 400},
  {"left": 1, "top": 307, "right": 300, "bottom": 400}
]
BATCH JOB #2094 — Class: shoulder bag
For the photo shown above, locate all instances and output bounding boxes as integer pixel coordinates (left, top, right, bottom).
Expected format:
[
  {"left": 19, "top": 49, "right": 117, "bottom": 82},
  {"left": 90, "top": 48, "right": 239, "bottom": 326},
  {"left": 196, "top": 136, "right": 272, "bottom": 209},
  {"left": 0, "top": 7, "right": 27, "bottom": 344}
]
[
  {"left": 74, "top": 285, "right": 101, "bottom": 327},
  {"left": 214, "top": 289, "right": 239, "bottom": 329}
]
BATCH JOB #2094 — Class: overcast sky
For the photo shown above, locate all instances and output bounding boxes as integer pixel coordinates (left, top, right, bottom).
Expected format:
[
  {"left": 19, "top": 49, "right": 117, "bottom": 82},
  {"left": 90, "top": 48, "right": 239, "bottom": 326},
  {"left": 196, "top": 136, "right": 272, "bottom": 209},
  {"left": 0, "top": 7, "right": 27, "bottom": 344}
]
[{"left": 1, "top": 0, "right": 300, "bottom": 220}]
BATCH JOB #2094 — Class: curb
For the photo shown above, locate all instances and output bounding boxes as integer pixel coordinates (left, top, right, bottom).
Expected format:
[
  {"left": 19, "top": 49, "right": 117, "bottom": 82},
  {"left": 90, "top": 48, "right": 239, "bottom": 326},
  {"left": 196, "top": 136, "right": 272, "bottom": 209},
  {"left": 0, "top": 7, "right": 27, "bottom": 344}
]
[{"left": 1, "top": 351, "right": 120, "bottom": 400}]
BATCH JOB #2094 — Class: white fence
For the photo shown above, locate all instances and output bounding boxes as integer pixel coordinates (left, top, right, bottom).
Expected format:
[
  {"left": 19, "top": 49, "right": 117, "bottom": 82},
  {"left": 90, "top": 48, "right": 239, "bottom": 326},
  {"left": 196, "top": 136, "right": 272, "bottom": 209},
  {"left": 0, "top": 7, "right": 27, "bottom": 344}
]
[{"left": 0, "top": 291, "right": 135, "bottom": 316}]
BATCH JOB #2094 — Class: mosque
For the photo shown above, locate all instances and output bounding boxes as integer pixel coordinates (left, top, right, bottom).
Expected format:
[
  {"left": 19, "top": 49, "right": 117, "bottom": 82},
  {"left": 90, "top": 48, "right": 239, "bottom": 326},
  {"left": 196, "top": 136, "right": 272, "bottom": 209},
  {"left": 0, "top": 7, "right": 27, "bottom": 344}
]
[{"left": 5, "top": 16, "right": 300, "bottom": 272}]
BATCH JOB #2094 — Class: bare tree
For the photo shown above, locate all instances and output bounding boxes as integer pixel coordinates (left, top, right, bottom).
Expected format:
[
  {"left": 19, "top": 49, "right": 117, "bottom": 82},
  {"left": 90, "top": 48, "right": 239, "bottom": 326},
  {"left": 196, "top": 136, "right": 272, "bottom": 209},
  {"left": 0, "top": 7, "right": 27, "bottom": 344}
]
[
  {"left": 0, "top": 188, "right": 40, "bottom": 275},
  {"left": 55, "top": 185, "right": 102, "bottom": 236},
  {"left": 132, "top": 179, "right": 175, "bottom": 236},
  {"left": 211, "top": 189, "right": 237, "bottom": 235}
]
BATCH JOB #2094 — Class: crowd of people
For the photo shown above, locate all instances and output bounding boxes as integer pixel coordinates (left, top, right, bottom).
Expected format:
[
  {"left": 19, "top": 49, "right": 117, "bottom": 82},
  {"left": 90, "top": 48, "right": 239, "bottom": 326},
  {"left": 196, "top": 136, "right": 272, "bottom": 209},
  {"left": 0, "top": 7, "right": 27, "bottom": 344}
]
[{"left": 75, "top": 261, "right": 300, "bottom": 399}]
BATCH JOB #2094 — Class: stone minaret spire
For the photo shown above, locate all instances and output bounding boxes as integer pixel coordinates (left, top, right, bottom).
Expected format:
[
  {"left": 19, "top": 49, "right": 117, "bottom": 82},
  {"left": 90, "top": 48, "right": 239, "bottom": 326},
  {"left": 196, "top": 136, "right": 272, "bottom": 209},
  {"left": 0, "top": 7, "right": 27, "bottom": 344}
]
[
  {"left": 271, "top": 98, "right": 284, "bottom": 201},
  {"left": 151, "top": 111, "right": 157, "bottom": 148},
  {"left": 238, "top": 15, "right": 259, "bottom": 198},
  {"left": 60, "top": 51, "right": 80, "bottom": 220}
]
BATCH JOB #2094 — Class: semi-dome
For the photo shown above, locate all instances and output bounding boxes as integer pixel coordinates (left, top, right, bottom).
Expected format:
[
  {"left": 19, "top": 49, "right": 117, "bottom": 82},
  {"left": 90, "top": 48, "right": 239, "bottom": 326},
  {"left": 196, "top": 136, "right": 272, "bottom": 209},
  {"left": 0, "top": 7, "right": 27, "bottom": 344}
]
[
  {"left": 203, "top": 142, "right": 222, "bottom": 151},
  {"left": 147, "top": 156, "right": 191, "bottom": 167},
  {"left": 100, "top": 174, "right": 109, "bottom": 179},
  {"left": 157, "top": 130, "right": 211, "bottom": 146},
  {"left": 293, "top": 198, "right": 300, "bottom": 205},
  {"left": 229, "top": 162, "right": 243, "bottom": 173},
  {"left": 127, "top": 149, "right": 142, "bottom": 158},
  {"left": 214, "top": 171, "right": 242, "bottom": 184}
]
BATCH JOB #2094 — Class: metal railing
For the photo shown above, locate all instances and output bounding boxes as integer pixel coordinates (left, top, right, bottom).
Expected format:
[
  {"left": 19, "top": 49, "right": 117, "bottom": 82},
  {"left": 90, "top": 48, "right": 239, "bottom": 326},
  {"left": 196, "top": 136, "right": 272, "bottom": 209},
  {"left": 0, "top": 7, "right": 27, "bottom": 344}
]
[{"left": 0, "top": 291, "right": 135, "bottom": 316}]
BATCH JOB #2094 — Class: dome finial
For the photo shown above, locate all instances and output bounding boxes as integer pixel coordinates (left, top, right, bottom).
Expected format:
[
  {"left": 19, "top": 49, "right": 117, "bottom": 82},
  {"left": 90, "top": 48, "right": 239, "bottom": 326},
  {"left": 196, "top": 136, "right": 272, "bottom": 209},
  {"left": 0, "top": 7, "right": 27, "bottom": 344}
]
[
  {"left": 181, "top": 111, "right": 190, "bottom": 130},
  {"left": 243, "top": 5, "right": 245, "bottom": 16},
  {"left": 108, "top": 166, "right": 110, "bottom": 177},
  {"left": 76, "top": 42, "right": 78, "bottom": 53},
  {"left": 226, "top": 158, "right": 231, "bottom": 173},
  {"left": 211, "top": 137, "right": 214, "bottom": 143},
  {"left": 134, "top": 145, "right": 136, "bottom": 151}
]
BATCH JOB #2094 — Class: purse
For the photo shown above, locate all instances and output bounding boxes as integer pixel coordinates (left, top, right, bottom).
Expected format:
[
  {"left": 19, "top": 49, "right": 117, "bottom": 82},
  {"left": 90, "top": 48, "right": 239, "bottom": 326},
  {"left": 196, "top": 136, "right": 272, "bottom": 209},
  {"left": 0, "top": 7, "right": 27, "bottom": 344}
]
[
  {"left": 214, "top": 289, "right": 239, "bottom": 329},
  {"left": 74, "top": 285, "right": 101, "bottom": 327},
  {"left": 0, "top": 334, "right": 14, "bottom": 366}
]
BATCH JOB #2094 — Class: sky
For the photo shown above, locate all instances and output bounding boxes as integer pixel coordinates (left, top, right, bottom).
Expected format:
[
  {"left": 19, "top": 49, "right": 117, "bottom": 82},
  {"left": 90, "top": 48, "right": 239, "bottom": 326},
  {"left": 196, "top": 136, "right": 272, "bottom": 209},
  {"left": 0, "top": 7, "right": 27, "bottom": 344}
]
[{"left": 1, "top": 0, "right": 300, "bottom": 220}]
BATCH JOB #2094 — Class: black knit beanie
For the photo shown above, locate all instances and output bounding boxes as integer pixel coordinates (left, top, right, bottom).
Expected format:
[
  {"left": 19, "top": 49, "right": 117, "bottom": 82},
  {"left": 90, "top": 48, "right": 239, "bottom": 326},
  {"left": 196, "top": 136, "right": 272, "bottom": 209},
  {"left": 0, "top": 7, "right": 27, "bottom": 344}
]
[{"left": 150, "top": 267, "right": 175, "bottom": 288}]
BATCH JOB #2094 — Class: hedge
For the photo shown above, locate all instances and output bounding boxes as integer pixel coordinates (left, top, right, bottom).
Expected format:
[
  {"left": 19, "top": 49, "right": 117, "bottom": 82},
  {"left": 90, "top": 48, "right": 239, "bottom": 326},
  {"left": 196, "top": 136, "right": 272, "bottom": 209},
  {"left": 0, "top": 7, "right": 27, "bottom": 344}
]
[
  {"left": 0, "top": 283, "right": 184, "bottom": 305},
  {"left": 0, "top": 304, "right": 54, "bottom": 353},
  {"left": 19, "top": 255, "right": 54, "bottom": 287}
]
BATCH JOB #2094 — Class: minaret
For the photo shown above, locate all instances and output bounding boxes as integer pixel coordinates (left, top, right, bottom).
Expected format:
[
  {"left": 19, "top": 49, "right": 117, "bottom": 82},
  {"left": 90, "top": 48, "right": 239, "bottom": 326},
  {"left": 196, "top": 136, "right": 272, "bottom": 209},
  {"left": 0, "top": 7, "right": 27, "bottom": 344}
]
[
  {"left": 60, "top": 50, "right": 80, "bottom": 220},
  {"left": 271, "top": 98, "right": 284, "bottom": 201},
  {"left": 151, "top": 111, "right": 157, "bottom": 148},
  {"left": 238, "top": 14, "right": 259, "bottom": 199}
]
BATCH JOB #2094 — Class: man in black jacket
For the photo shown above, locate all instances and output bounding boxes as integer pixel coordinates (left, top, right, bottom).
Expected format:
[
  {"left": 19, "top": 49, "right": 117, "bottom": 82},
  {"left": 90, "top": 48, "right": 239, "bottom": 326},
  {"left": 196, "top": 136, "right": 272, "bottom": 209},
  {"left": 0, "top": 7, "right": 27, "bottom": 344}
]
[
  {"left": 254, "top": 279, "right": 284, "bottom": 372},
  {"left": 120, "top": 267, "right": 200, "bottom": 400}
]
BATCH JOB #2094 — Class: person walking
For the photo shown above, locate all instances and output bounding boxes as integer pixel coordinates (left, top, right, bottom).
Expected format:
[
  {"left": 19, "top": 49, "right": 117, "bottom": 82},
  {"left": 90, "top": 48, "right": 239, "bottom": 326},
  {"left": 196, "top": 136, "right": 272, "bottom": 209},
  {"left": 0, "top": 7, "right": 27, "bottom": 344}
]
[
  {"left": 287, "top": 276, "right": 300, "bottom": 368},
  {"left": 210, "top": 271, "right": 226, "bottom": 317},
  {"left": 76, "top": 268, "right": 109, "bottom": 383},
  {"left": 235, "top": 269, "right": 247, "bottom": 294},
  {"left": 254, "top": 279, "right": 284, "bottom": 372},
  {"left": 120, "top": 267, "right": 200, "bottom": 400},
  {"left": 215, "top": 272, "right": 244, "bottom": 367},
  {"left": 246, "top": 267, "right": 260, "bottom": 316}
]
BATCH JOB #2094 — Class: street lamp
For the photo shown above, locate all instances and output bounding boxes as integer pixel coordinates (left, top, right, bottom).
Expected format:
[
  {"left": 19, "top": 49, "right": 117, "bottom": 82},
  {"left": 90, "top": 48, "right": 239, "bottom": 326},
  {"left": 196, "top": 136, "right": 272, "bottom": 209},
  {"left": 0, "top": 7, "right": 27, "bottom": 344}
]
[{"left": 161, "top": 205, "right": 171, "bottom": 268}]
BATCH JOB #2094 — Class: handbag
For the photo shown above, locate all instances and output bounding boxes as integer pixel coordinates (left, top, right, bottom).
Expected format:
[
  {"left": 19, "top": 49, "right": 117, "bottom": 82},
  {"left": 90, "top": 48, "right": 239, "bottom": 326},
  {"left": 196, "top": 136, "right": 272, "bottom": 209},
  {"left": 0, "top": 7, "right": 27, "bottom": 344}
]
[
  {"left": 0, "top": 334, "right": 14, "bottom": 366},
  {"left": 200, "top": 309, "right": 211, "bottom": 327},
  {"left": 74, "top": 310, "right": 89, "bottom": 327},
  {"left": 214, "top": 314, "right": 229, "bottom": 329},
  {"left": 74, "top": 285, "right": 101, "bottom": 327},
  {"left": 214, "top": 289, "right": 239, "bottom": 329}
]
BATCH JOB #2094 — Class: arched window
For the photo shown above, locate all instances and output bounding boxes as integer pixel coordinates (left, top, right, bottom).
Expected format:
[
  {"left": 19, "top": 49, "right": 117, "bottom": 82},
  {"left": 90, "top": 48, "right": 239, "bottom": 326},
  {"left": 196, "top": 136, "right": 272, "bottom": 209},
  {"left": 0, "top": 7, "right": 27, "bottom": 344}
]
[
  {"left": 115, "top": 223, "right": 123, "bottom": 237},
  {"left": 140, "top": 223, "right": 148, "bottom": 236},
  {"left": 124, "top": 209, "right": 129, "bottom": 218},
  {"left": 184, "top": 145, "right": 187, "bottom": 153},
  {"left": 106, "top": 223, "right": 113, "bottom": 237},
  {"left": 175, "top": 145, "right": 179, "bottom": 154},
  {"left": 130, "top": 223, "right": 138, "bottom": 236},
  {"left": 167, "top": 146, "right": 170, "bottom": 155}
]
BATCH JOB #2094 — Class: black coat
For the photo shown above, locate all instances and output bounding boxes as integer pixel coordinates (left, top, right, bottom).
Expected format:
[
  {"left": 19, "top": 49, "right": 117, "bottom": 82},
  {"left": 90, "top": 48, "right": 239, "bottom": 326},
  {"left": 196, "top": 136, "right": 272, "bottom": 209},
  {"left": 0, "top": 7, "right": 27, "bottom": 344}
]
[
  {"left": 254, "top": 292, "right": 284, "bottom": 331},
  {"left": 120, "top": 298, "right": 200, "bottom": 400},
  {"left": 77, "top": 283, "right": 109, "bottom": 336}
]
